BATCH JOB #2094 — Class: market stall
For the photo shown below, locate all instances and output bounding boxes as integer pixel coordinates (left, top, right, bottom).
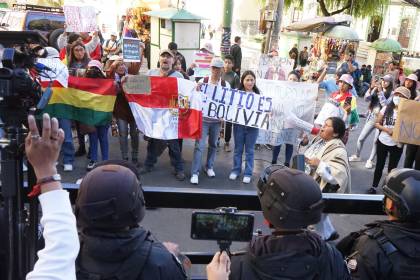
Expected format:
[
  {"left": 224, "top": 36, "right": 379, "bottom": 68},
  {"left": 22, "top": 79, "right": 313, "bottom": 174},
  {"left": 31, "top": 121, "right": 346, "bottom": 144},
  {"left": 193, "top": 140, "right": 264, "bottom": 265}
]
[{"left": 368, "top": 38, "right": 402, "bottom": 74}]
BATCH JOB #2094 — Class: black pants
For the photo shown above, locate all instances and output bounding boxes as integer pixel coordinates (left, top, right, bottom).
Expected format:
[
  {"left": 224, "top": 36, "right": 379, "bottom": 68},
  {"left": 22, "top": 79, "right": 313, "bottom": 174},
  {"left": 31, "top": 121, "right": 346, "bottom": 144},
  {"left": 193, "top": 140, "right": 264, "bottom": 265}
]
[
  {"left": 144, "top": 138, "right": 183, "bottom": 172},
  {"left": 404, "top": 144, "right": 420, "bottom": 170},
  {"left": 224, "top": 122, "right": 232, "bottom": 144},
  {"left": 372, "top": 140, "right": 403, "bottom": 188}
]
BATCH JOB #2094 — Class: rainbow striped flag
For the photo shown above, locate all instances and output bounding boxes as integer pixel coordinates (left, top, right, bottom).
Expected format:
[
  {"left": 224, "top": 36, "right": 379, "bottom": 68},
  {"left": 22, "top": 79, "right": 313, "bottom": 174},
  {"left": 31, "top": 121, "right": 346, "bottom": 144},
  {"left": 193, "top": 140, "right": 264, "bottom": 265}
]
[{"left": 42, "top": 76, "right": 117, "bottom": 126}]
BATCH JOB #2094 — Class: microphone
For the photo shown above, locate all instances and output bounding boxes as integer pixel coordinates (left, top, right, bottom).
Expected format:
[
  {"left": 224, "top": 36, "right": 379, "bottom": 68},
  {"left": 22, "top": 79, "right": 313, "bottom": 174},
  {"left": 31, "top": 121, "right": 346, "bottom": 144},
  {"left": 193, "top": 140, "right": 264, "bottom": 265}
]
[
  {"left": 34, "top": 62, "right": 55, "bottom": 73},
  {"left": 36, "top": 85, "right": 53, "bottom": 110}
]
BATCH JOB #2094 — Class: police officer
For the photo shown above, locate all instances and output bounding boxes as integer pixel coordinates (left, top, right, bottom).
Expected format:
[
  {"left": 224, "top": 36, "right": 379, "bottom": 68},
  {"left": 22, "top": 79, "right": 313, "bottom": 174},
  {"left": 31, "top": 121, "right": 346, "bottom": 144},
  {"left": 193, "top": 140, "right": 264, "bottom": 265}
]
[
  {"left": 230, "top": 165, "right": 351, "bottom": 279},
  {"left": 337, "top": 168, "right": 420, "bottom": 279},
  {"left": 75, "top": 160, "right": 187, "bottom": 280}
]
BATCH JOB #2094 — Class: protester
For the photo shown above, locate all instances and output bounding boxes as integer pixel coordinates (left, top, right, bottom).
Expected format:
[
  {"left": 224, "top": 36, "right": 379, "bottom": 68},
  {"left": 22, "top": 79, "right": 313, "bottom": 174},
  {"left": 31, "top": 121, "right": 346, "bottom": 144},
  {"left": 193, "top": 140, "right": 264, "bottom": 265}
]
[
  {"left": 75, "top": 161, "right": 187, "bottom": 279},
  {"left": 84, "top": 60, "right": 110, "bottom": 170},
  {"left": 229, "top": 70, "right": 260, "bottom": 184},
  {"left": 58, "top": 30, "right": 101, "bottom": 63},
  {"left": 190, "top": 58, "right": 230, "bottom": 185},
  {"left": 385, "top": 60, "right": 400, "bottom": 88},
  {"left": 271, "top": 71, "right": 300, "bottom": 167},
  {"left": 174, "top": 57, "right": 189, "bottom": 80},
  {"left": 112, "top": 60, "right": 139, "bottom": 165},
  {"left": 337, "top": 50, "right": 361, "bottom": 94},
  {"left": 67, "top": 42, "right": 91, "bottom": 76},
  {"left": 299, "top": 46, "right": 309, "bottom": 67},
  {"left": 230, "top": 166, "right": 351, "bottom": 279},
  {"left": 349, "top": 74, "right": 394, "bottom": 169},
  {"left": 25, "top": 114, "right": 79, "bottom": 280},
  {"left": 118, "top": 15, "right": 127, "bottom": 39},
  {"left": 367, "top": 86, "right": 412, "bottom": 194},
  {"left": 141, "top": 49, "right": 186, "bottom": 181},
  {"left": 303, "top": 117, "right": 351, "bottom": 240},
  {"left": 168, "top": 42, "right": 187, "bottom": 72},
  {"left": 102, "top": 32, "right": 120, "bottom": 63},
  {"left": 318, "top": 68, "right": 358, "bottom": 98},
  {"left": 221, "top": 54, "right": 240, "bottom": 152},
  {"left": 289, "top": 43, "right": 299, "bottom": 69},
  {"left": 230, "top": 36, "right": 242, "bottom": 76},
  {"left": 337, "top": 168, "right": 420, "bottom": 279}
]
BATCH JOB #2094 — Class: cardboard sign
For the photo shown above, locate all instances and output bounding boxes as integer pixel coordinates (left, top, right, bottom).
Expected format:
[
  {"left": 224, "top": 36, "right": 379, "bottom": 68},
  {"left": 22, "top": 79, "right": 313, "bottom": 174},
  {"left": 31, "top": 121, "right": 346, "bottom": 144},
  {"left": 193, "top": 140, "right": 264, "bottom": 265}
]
[
  {"left": 122, "top": 38, "right": 142, "bottom": 62},
  {"left": 64, "top": 6, "right": 97, "bottom": 32},
  {"left": 193, "top": 51, "right": 214, "bottom": 78},
  {"left": 393, "top": 99, "right": 420, "bottom": 145}
]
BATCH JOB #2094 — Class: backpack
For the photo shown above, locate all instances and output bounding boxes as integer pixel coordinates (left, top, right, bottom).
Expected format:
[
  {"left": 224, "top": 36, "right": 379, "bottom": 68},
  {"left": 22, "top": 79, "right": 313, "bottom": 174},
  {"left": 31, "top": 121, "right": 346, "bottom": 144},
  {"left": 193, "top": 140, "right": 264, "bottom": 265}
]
[{"left": 203, "top": 76, "right": 226, "bottom": 87}]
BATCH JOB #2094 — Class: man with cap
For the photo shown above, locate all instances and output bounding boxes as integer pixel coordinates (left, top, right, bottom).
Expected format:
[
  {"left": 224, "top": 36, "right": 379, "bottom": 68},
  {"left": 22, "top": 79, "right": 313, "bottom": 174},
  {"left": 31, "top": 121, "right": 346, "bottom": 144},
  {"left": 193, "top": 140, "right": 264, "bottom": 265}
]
[
  {"left": 229, "top": 165, "right": 351, "bottom": 279},
  {"left": 102, "top": 32, "right": 120, "bottom": 63},
  {"left": 168, "top": 42, "right": 187, "bottom": 72},
  {"left": 337, "top": 168, "right": 420, "bottom": 279},
  {"left": 190, "top": 57, "right": 230, "bottom": 185},
  {"left": 75, "top": 160, "right": 187, "bottom": 280},
  {"left": 141, "top": 49, "right": 186, "bottom": 181}
]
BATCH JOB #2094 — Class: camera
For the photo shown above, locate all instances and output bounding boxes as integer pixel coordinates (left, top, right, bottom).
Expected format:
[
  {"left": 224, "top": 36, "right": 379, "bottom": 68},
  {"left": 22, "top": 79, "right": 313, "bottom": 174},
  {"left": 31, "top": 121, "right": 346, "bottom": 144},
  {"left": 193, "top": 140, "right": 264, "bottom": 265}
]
[{"left": 191, "top": 207, "right": 254, "bottom": 251}]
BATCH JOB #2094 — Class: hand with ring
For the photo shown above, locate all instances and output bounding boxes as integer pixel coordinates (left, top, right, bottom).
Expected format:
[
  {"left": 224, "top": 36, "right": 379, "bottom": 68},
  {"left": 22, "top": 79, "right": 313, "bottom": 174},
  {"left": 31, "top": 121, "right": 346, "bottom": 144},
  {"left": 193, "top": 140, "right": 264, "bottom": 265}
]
[{"left": 25, "top": 114, "right": 64, "bottom": 180}]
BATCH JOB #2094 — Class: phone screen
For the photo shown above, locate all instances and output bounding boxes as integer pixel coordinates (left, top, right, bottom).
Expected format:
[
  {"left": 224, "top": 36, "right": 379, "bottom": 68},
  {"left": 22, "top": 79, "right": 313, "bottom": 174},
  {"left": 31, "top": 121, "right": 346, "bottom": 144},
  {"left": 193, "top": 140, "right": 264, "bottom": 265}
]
[
  {"left": 345, "top": 96, "right": 352, "bottom": 105},
  {"left": 191, "top": 211, "right": 254, "bottom": 241}
]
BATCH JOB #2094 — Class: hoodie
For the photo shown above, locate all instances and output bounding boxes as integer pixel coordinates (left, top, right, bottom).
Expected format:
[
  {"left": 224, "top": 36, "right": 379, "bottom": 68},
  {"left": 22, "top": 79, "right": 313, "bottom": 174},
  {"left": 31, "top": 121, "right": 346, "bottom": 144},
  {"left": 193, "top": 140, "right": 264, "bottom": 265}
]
[
  {"left": 76, "top": 227, "right": 186, "bottom": 280},
  {"left": 230, "top": 230, "right": 350, "bottom": 280}
]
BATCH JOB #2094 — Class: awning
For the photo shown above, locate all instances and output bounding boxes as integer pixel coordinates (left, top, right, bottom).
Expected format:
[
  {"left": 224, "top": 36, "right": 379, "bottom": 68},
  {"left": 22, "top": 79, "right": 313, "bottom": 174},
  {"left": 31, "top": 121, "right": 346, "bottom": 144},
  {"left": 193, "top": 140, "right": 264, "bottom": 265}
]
[
  {"left": 323, "top": 25, "right": 360, "bottom": 41},
  {"left": 371, "top": 38, "right": 402, "bottom": 52}
]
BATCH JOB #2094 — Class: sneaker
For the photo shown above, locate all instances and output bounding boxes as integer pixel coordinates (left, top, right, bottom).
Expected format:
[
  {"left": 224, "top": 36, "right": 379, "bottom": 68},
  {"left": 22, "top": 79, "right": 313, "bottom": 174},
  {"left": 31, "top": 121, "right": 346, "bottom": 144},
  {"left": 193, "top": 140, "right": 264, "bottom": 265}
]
[
  {"left": 63, "top": 164, "right": 73, "bottom": 172},
  {"left": 86, "top": 161, "right": 96, "bottom": 171},
  {"left": 175, "top": 171, "right": 185, "bottom": 181},
  {"left": 75, "top": 148, "right": 86, "bottom": 157},
  {"left": 229, "top": 173, "right": 238, "bottom": 180},
  {"left": 206, "top": 168, "right": 216, "bottom": 178},
  {"left": 365, "top": 160, "right": 374, "bottom": 169},
  {"left": 366, "top": 187, "right": 377, "bottom": 194},
  {"left": 349, "top": 155, "right": 361, "bottom": 162},
  {"left": 190, "top": 174, "right": 199, "bottom": 185},
  {"left": 224, "top": 143, "right": 231, "bottom": 152},
  {"left": 242, "top": 176, "right": 251, "bottom": 184}
]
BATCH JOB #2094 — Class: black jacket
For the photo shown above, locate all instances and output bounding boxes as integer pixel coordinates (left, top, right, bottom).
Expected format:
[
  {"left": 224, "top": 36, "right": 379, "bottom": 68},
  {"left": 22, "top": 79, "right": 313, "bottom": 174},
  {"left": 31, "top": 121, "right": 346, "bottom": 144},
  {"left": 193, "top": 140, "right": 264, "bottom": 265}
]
[
  {"left": 76, "top": 227, "right": 186, "bottom": 280},
  {"left": 230, "top": 44, "right": 242, "bottom": 72},
  {"left": 230, "top": 230, "right": 350, "bottom": 280},
  {"left": 337, "top": 220, "right": 420, "bottom": 280}
]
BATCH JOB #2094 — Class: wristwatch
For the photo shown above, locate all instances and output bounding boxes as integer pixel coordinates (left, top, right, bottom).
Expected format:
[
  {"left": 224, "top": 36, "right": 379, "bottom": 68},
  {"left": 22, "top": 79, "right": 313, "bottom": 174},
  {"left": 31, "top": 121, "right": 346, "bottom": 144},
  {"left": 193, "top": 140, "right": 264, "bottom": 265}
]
[{"left": 36, "top": 174, "right": 62, "bottom": 185}]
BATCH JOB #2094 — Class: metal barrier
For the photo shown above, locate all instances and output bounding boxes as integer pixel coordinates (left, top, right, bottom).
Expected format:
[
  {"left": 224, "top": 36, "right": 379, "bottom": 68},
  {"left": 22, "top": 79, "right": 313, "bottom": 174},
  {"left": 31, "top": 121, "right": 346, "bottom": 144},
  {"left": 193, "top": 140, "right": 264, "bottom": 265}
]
[{"left": 63, "top": 183, "right": 385, "bottom": 265}]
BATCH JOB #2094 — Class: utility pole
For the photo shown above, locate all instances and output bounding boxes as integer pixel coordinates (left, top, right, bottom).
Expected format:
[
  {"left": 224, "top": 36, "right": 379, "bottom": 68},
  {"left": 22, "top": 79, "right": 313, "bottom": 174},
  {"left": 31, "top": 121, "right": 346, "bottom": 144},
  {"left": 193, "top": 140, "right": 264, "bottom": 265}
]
[
  {"left": 263, "top": 0, "right": 276, "bottom": 54},
  {"left": 220, "top": 0, "right": 234, "bottom": 58},
  {"left": 270, "top": 0, "right": 284, "bottom": 50}
]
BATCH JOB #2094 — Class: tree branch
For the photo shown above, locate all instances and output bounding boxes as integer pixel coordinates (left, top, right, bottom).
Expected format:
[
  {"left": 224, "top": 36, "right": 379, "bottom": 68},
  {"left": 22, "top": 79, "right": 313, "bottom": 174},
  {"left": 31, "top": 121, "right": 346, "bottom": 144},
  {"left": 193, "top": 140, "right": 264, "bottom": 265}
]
[{"left": 316, "top": 0, "right": 352, "bottom": 16}]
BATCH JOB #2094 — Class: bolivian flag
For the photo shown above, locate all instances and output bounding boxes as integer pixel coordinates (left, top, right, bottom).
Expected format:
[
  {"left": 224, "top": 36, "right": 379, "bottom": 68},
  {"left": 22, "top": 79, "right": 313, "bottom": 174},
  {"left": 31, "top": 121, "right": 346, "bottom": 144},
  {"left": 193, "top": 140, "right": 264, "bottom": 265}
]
[{"left": 42, "top": 76, "right": 117, "bottom": 126}]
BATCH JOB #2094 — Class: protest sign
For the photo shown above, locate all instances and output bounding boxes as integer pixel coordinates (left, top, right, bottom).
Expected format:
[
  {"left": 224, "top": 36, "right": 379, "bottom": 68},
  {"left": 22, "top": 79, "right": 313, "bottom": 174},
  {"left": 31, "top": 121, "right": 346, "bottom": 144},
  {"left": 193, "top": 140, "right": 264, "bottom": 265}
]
[
  {"left": 393, "top": 99, "right": 420, "bottom": 145},
  {"left": 122, "top": 38, "right": 142, "bottom": 62},
  {"left": 201, "top": 80, "right": 317, "bottom": 145},
  {"left": 247, "top": 54, "right": 294, "bottom": 80},
  {"left": 256, "top": 79, "right": 318, "bottom": 145},
  {"left": 193, "top": 51, "right": 214, "bottom": 78},
  {"left": 64, "top": 6, "right": 97, "bottom": 32}
]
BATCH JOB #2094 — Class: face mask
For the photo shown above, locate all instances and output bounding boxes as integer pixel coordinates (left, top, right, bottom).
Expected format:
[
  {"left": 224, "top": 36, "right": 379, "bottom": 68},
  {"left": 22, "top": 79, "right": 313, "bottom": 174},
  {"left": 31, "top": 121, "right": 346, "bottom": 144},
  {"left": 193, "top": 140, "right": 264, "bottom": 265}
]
[{"left": 393, "top": 96, "right": 400, "bottom": 106}]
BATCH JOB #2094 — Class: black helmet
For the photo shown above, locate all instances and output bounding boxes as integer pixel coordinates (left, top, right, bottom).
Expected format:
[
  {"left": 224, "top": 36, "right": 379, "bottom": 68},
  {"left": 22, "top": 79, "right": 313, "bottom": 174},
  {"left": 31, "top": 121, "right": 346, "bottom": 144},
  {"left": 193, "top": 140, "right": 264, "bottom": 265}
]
[
  {"left": 383, "top": 168, "right": 420, "bottom": 222},
  {"left": 257, "top": 165, "right": 324, "bottom": 229},
  {"left": 75, "top": 163, "right": 145, "bottom": 230}
]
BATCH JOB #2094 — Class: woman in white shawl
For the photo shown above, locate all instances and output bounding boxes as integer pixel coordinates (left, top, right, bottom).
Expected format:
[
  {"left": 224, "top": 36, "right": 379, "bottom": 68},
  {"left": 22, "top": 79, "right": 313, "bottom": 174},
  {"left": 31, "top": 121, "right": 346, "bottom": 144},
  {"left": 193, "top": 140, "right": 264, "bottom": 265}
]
[{"left": 303, "top": 117, "right": 351, "bottom": 240}]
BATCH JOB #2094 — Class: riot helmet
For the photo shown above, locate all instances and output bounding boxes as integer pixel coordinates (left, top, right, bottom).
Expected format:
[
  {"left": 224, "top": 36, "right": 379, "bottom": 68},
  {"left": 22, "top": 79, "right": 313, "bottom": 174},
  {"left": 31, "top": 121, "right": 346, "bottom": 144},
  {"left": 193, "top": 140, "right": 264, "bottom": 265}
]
[
  {"left": 257, "top": 165, "right": 324, "bottom": 229},
  {"left": 383, "top": 168, "right": 420, "bottom": 222},
  {"left": 75, "top": 163, "right": 145, "bottom": 230}
]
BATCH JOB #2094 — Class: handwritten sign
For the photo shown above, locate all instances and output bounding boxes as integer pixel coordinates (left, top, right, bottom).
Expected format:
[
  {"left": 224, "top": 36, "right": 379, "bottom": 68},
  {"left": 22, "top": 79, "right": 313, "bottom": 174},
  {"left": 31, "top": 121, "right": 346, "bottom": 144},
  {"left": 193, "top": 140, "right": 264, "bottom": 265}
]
[
  {"left": 256, "top": 79, "right": 318, "bottom": 145},
  {"left": 122, "top": 75, "right": 151, "bottom": 94},
  {"left": 393, "top": 99, "right": 420, "bottom": 145},
  {"left": 193, "top": 51, "right": 214, "bottom": 78},
  {"left": 122, "top": 38, "right": 142, "bottom": 62},
  {"left": 64, "top": 6, "right": 97, "bottom": 32}
]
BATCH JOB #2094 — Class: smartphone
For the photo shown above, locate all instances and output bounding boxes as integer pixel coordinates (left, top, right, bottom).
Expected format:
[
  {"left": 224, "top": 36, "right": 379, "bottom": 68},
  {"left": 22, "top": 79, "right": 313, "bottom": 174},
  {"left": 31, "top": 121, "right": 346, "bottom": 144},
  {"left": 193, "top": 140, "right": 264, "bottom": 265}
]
[
  {"left": 191, "top": 211, "right": 254, "bottom": 242},
  {"left": 344, "top": 96, "right": 352, "bottom": 105}
]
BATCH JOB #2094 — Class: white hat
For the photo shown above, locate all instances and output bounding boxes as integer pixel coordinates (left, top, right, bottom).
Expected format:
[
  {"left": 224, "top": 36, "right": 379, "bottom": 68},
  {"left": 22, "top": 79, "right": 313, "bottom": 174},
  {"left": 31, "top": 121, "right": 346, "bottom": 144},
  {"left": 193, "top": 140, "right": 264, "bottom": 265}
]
[
  {"left": 210, "top": 57, "right": 224, "bottom": 68},
  {"left": 45, "top": 47, "right": 59, "bottom": 58},
  {"left": 202, "top": 42, "right": 214, "bottom": 53},
  {"left": 338, "top": 74, "right": 354, "bottom": 89}
]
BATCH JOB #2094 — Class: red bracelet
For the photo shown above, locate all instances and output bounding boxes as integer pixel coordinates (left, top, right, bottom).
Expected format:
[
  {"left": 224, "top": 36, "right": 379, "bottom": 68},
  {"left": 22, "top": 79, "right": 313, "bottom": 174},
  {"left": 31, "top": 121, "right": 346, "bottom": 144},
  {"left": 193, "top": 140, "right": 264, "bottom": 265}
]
[{"left": 28, "top": 184, "right": 42, "bottom": 198}]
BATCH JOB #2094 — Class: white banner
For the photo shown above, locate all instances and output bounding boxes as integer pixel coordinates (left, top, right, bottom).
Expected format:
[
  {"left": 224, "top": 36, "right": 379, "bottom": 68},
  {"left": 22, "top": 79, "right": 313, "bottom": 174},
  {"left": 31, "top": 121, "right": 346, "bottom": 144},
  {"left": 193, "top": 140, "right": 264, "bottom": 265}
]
[
  {"left": 64, "top": 6, "right": 97, "bottom": 32},
  {"left": 243, "top": 54, "right": 294, "bottom": 80},
  {"left": 201, "top": 80, "right": 317, "bottom": 144}
]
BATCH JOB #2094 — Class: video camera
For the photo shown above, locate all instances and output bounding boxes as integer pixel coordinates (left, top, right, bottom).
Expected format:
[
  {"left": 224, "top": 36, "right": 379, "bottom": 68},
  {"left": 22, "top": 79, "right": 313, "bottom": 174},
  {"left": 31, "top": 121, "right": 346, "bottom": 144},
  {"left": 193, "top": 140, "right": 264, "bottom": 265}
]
[{"left": 191, "top": 207, "right": 254, "bottom": 252}]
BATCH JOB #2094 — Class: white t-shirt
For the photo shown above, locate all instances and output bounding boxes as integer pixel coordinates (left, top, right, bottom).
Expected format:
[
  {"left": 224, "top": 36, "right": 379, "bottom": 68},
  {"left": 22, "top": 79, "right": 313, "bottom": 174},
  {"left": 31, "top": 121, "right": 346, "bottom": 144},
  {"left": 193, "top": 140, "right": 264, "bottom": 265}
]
[{"left": 378, "top": 106, "right": 397, "bottom": 146}]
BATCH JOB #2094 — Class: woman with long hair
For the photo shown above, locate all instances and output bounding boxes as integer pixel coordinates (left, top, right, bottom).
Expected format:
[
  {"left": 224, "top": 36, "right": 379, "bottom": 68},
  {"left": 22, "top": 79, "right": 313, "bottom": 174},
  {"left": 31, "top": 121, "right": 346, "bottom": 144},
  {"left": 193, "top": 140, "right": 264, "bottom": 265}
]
[
  {"left": 68, "top": 42, "right": 90, "bottom": 76},
  {"left": 367, "top": 86, "right": 412, "bottom": 194},
  {"left": 349, "top": 74, "right": 394, "bottom": 168},
  {"left": 229, "top": 70, "right": 261, "bottom": 184}
]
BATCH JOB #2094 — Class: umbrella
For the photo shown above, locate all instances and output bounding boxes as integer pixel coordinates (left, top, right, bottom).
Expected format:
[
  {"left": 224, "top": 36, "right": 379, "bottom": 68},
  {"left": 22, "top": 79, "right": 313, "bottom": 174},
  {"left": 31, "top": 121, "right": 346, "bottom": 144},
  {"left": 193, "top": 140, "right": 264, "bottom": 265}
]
[
  {"left": 323, "top": 25, "right": 361, "bottom": 41},
  {"left": 371, "top": 38, "right": 402, "bottom": 52}
]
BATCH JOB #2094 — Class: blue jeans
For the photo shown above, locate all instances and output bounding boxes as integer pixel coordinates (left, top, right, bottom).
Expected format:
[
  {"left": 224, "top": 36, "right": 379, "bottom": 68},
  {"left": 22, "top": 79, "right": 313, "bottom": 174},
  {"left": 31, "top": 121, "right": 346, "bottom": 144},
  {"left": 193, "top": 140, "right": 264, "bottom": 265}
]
[
  {"left": 232, "top": 124, "right": 259, "bottom": 177},
  {"left": 191, "top": 121, "right": 221, "bottom": 175},
  {"left": 144, "top": 138, "right": 183, "bottom": 172},
  {"left": 272, "top": 144, "right": 294, "bottom": 166},
  {"left": 88, "top": 125, "right": 110, "bottom": 162},
  {"left": 58, "top": 118, "right": 75, "bottom": 164},
  {"left": 116, "top": 119, "right": 139, "bottom": 160}
]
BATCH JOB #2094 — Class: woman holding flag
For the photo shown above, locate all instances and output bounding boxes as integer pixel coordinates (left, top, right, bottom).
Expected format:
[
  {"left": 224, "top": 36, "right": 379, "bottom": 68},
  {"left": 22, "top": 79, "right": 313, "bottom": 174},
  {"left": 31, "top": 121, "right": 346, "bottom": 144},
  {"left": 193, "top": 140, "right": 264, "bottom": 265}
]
[{"left": 229, "top": 71, "right": 261, "bottom": 184}]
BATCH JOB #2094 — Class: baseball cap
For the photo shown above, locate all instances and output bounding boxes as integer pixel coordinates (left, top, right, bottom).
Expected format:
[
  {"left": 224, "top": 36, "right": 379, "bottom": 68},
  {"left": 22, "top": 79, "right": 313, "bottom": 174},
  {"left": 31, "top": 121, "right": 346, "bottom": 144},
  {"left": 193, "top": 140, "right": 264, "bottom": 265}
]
[
  {"left": 381, "top": 74, "right": 393, "bottom": 83},
  {"left": 257, "top": 165, "right": 324, "bottom": 229},
  {"left": 394, "top": 86, "right": 411, "bottom": 99},
  {"left": 202, "top": 42, "right": 214, "bottom": 53},
  {"left": 159, "top": 49, "right": 174, "bottom": 57},
  {"left": 210, "top": 57, "right": 224, "bottom": 68},
  {"left": 87, "top": 60, "right": 103, "bottom": 71},
  {"left": 110, "top": 32, "right": 118, "bottom": 37}
]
